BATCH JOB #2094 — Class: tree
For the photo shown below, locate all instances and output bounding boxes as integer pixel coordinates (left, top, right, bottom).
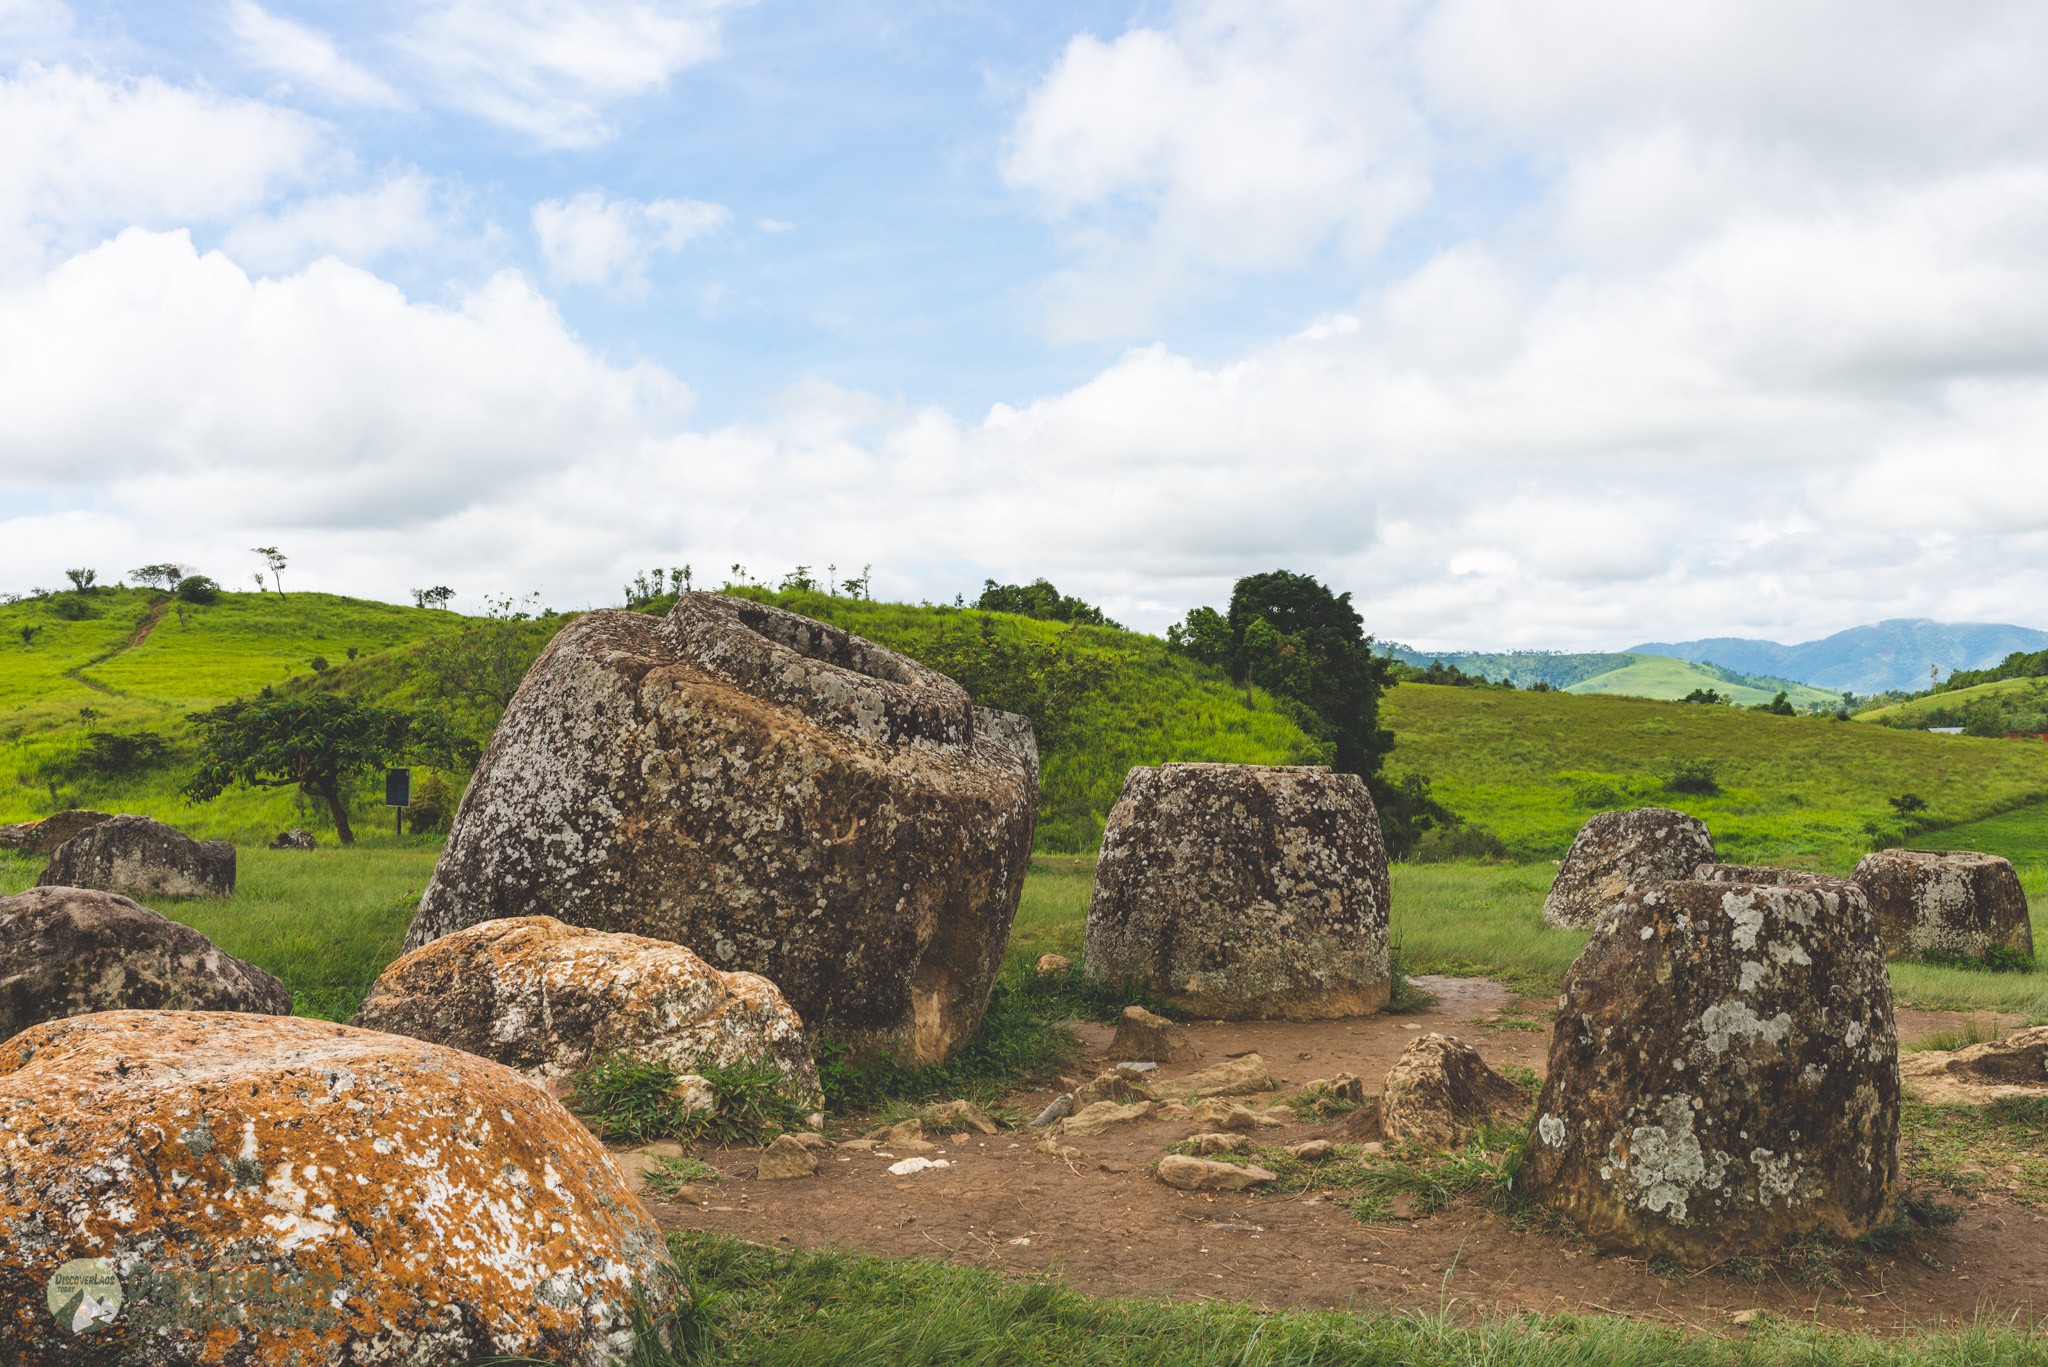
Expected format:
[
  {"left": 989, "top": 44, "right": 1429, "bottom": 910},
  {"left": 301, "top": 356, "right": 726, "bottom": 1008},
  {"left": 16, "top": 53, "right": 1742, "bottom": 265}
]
[
  {"left": 918, "top": 613, "right": 1120, "bottom": 756},
  {"left": 976, "top": 577, "right": 1116, "bottom": 627},
  {"left": 1165, "top": 606, "right": 1232, "bottom": 670},
  {"left": 175, "top": 575, "right": 220, "bottom": 605},
  {"left": 184, "top": 694, "right": 419, "bottom": 845},
  {"left": 63, "top": 568, "right": 98, "bottom": 591},
  {"left": 411, "top": 586, "right": 455, "bottom": 609},
  {"left": 130, "top": 563, "right": 188, "bottom": 591},
  {"left": 1750, "top": 691, "right": 1795, "bottom": 716},
  {"left": 411, "top": 595, "right": 561, "bottom": 764},
  {"left": 252, "top": 547, "right": 287, "bottom": 596},
  {"left": 1888, "top": 793, "right": 1928, "bottom": 818}
]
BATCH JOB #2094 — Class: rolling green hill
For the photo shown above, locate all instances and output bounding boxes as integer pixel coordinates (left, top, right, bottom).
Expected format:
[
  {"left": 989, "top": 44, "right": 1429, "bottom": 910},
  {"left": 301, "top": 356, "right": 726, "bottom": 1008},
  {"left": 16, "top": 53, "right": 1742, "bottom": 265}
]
[
  {"left": 1383, "top": 682, "right": 2048, "bottom": 869},
  {"left": 1563, "top": 656, "right": 1839, "bottom": 709},
  {"left": 1856, "top": 675, "right": 2048, "bottom": 731}
]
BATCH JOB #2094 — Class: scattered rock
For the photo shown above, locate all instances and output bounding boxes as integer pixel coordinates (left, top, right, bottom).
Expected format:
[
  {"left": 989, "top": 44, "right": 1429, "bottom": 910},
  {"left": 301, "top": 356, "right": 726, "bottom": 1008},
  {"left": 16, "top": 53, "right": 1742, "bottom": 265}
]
[
  {"left": 1031, "top": 1094, "right": 1075, "bottom": 1127},
  {"left": 0, "top": 1010, "right": 673, "bottom": 1365},
  {"left": 0, "top": 886, "right": 290, "bottom": 1038},
  {"left": 0, "top": 809, "right": 113, "bottom": 855},
  {"left": 1899, "top": 1026, "right": 2048, "bottom": 1104},
  {"left": 1155, "top": 1155, "right": 1278, "bottom": 1192},
  {"left": 1303, "top": 1073, "right": 1368, "bottom": 1103},
  {"left": 757, "top": 1134, "right": 819, "bottom": 1180},
  {"left": 837, "top": 1137, "right": 880, "bottom": 1152},
  {"left": 1186, "top": 1132, "right": 1249, "bottom": 1155},
  {"left": 787, "top": 1130, "right": 829, "bottom": 1150},
  {"left": 1151, "top": 1053, "right": 1276, "bottom": 1101},
  {"left": 1116, "top": 1060, "right": 1158, "bottom": 1075},
  {"left": 927, "top": 1099, "right": 1001, "bottom": 1134},
  {"left": 1108, "top": 1004, "right": 1195, "bottom": 1063},
  {"left": 1035, "top": 953, "right": 1074, "bottom": 977},
  {"left": 1060, "top": 1100, "right": 1158, "bottom": 1136},
  {"left": 866, "top": 1118, "right": 937, "bottom": 1153},
  {"left": 1073, "top": 1068, "right": 1153, "bottom": 1109},
  {"left": 1185, "top": 1098, "right": 1285, "bottom": 1132},
  {"left": 1287, "top": 1139, "right": 1335, "bottom": 1161},
  {"left": 1084, "top": 763, "right": 1391, "bottom": 1018},
  {"left": 1035, "top": 1136, "right": 1082, "bottom": 1160},
  {"left": 888, "top": 1155, "right": 952, "bottom": 1176},
  {"left": 1852, "top": 849, "right": 2036, "bottom": 962},
  {"left": 267, "top": 828, "right": 318, "bottom": 851},
  {"left": 405, "top": 594, "right": 1040, "bottom": 1064},
  {"left": 354, "top": 915, "right": 819, "bottom": 1104},
  {"left": 37, "top": 814, "right": 235, "bottom": 899},
  {"left": 1729, "top": 1309, "right": 1759, "bottom": 1328},
  {"left": 1520, "top": 878, "right": 1900, "bottom": 1265},
  {"left": 1380, "top": 1034, "right": 1527, "bottom": 1149},
  {"left": 1542, "top": 808, "right": 1715, "bottom": 930}
]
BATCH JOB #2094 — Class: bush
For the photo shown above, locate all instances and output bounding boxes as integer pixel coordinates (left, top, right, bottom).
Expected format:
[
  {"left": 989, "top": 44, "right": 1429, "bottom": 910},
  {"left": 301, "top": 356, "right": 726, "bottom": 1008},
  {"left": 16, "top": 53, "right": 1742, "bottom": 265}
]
[
  {"left": 174, "top": 575, "right": 220, "bottom": 604},
  {"left": 79, "top": 731, "right": 171, "bottom": 776},
  {"left": 1665, "top": 758, "right": 1721, "bottom": 795},
  {"left": 407, "top": 771, "right": 457, "bottom": 834},
  {"left": 1407, "top": 821, "right": 1510, "bottom": 863},
  {"left": 50, "top": 594, "right": 94, "bottom": 620}
]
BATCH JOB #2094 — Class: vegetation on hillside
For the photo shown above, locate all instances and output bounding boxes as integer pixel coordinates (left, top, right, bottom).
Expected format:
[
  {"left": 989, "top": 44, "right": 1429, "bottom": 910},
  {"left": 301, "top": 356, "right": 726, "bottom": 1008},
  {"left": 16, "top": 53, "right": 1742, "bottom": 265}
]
[
  {"left": 1381, "top": 647, "right": 1838, "bottom": 707},
  {"left": 1859, "top": 675, "right": 2048, "bottom": 737}
]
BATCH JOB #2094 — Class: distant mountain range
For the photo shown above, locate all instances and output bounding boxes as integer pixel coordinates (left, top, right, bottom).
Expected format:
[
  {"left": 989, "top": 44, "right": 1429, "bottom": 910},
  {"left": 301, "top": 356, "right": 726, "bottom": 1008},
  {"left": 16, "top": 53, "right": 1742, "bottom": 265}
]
[
  {"left": 1629, "top": 619, "right": 2048, "bottom": 696},
  {"left": 1379, "top": 647, "right": 1839, "bottom": 708}
]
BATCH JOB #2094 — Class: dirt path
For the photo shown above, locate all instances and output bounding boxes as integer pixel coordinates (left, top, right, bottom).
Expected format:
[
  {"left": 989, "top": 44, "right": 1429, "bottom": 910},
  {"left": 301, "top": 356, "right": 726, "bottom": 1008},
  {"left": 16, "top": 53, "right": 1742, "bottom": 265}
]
[
  {"left": 63, "top": 598, "right": 168, "bottom": 697},
  {"left": 650, "top": 982, "right": 2048, "bottom": 1335}
]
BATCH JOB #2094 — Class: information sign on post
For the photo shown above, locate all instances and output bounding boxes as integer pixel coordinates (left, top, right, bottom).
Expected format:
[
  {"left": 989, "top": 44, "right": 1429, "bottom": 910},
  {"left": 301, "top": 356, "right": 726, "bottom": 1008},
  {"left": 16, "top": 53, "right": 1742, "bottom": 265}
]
[{"left": 385, "top": 768, "right": 411, "bottom": 836}]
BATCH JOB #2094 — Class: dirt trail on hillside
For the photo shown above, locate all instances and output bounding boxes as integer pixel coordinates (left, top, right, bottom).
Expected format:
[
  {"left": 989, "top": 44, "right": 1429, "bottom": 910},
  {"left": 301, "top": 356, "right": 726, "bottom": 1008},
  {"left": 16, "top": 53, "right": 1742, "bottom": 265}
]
[
  {"left": 651, "top": 982, "right": 2048, "bottom": 1335},
  {"left": 62, "top": 598, "right": 168, "bottom": 697}
]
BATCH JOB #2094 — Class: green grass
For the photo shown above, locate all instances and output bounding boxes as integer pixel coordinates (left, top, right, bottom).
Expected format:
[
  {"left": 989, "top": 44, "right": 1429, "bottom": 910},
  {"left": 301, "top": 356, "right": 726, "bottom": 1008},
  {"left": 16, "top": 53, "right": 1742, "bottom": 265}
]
[
  {"left": 1567, "top": 655, "right": 1839, "bottom": 709},
  {"left": 1388, "top": 863, "right": 1588, "bottom": 996},
  {"left": 1859, "top": 676, "right": 2048, "bottom": 725},
  {"left": 1385, "top": 682, "right": 2048, "bottom": 868},
  {"left": 664, "top": 1232, "right": 2048, "bottom": 1366}
]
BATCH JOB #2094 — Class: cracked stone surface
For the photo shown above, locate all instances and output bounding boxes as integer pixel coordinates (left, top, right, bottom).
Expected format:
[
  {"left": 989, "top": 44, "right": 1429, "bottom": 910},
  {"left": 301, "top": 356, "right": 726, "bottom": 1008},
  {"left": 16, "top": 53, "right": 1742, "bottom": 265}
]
[
  {"left": 1083, "top": 763, "right": 1390, "bottom": 1020},
  {"left": 36, "top": 815, "right": 235, "bottom": 900},
  {"left": 405, "top": 593, "right": 1037, "bottom": 1064},
  {"left": 1520, "top": 878, "right": 1899, "bottom": 1265}
]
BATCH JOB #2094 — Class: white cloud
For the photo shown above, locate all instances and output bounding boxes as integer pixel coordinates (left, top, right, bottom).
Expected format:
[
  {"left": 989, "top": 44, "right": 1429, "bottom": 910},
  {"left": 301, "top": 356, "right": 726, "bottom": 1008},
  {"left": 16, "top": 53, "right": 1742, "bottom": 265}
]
[
  {"left": 223, "top": 174, "right": 447, "bottom": 273},
  {"left": 395, "top": 0, "right": 745, "bottom": 148},
  {"left": 225, "top": 0, "right": 406, "bottom": 109},
  {"left": 532, "top": 189, "right": 727, "bottom": 290},
  {"left": 0, "top": 64, "right": 326, "bottom": 273}
]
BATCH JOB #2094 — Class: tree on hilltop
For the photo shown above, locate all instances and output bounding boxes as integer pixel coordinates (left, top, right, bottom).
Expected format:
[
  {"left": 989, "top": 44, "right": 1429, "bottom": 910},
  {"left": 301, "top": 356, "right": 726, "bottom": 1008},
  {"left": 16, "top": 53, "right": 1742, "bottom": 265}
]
[
  {"left": 130, "top": 563, "right": 189, "bottom": 591},
  {"left": 184, "top": 694, "right": 421, "bottom": 845},
  {"left": 251, "top": 547, "right": 287, "bottom": 596}
]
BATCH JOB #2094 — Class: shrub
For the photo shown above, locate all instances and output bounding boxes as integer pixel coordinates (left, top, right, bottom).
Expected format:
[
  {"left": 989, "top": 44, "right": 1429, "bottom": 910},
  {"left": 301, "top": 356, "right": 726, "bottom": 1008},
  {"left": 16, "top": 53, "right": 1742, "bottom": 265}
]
[
  {"left": 79, "top": 731, "right": 171, "bottom": 776},
  {"left": 1665, "top": 758, "right": 1721, "bottom": 795},
  {"left": 567, "top": 1053, "right": 813, "bottom": 1145},
  {"left": 406, "top": 771, "right": 457, "bottom": 834},
  {"left": 1408, "top": 821, "right": 1510, "bottom": 863},
  {"left": 174, "top": 575, "right": 220, "bottom": 604},
  {"left": 50, "top": 594, "right": 94, "bottom": 620}
]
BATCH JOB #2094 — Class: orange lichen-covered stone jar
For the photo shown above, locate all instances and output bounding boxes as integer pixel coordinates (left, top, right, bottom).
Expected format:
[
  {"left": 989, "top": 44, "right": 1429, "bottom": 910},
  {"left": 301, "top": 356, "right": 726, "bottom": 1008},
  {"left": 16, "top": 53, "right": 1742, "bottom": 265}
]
[{"left": 0, "top": 1011, "right": 673, "bottom": 1366}]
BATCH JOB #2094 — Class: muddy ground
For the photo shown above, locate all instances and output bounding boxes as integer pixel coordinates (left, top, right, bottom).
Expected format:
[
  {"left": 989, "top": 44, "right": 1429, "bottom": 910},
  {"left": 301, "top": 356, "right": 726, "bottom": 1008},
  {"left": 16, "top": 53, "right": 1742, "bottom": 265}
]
[{"left": 645, "top": 978, "right": 2045, "bottom": 1334}]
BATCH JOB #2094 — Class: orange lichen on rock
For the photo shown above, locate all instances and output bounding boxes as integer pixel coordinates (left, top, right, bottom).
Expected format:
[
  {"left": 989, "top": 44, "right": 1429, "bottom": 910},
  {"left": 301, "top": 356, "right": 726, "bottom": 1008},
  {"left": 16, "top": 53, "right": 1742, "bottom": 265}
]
[
  {"left": 355, "top": 914, "right": 820, "bottom": 1104},
  {"left": 0, "top": 1011, "right": 673, "bottom": 1366}
]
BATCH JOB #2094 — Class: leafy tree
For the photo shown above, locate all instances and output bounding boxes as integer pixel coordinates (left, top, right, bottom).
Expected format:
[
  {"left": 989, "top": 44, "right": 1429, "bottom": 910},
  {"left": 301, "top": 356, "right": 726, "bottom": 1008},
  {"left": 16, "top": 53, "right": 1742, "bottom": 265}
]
[
  {"left": 976, "top": 578, "right": 1117, "bottom": 627},
  {"left": 309, "top": 655, "right": 329, "bottom": 673},
  {"left": 778, "top": 565, "right": 820, "bottom": 593},
  {"left": 1888, "top": 792, "right": 1928, "bottom": 818},
  {"left": 1750, "top": 691, "right": 1795, "bottom": 716},
  {"left": 80, "top": 731, "right": 171, "bottom": 776},
  {"left": 839, "top": 564, "right": 872, "bottom": 600},
  {"left": 1681, "top": 688, "right": 1725, "bottom": 705},
  {"left": 63, "top": 568, "right": 98, "bottom": 591},
  {"left": 174, "top": 575, "right": 220, "bottom": 604},
  {"left": 184, "top": 694, "right": 421, "bottom": 844},
  {"left": 411, "top": 586, "right": 455, "bottom": 609},
  {"left": 411, "top": 595, "right": 561, "bottom": 764},
  {"left": 920, "top": 614, "right": 1121, "bottom": 756},
  {"left": 129, "top": 563, "right": 188, "bottom": 591},
  {"left": 1164, "top": 606, "right": 1231, "bottom": 670},
  {"left": 251, "top": 546, "right": 287, "bottom": 596}
]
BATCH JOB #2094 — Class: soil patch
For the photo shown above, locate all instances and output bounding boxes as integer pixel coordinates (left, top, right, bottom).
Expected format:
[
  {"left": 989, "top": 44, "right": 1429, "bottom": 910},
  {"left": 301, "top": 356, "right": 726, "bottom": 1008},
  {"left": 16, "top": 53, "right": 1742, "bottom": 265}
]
[{"left": 650, "top": 976, "right": 2048, "bottom": 1333}]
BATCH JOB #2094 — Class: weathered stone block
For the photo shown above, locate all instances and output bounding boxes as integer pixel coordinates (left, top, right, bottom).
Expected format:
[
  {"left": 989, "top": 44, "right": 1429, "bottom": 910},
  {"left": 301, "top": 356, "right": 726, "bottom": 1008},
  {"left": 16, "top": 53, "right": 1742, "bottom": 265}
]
[
  {"left": 404, "top": 594, "right": 1038, "bottom": 1064},
  {"left": 1520, "top": 878, "right": 1899, "bottom": 1265},
  {"left": 1543, "top": 807, "right": 1715, "bottom": 930},
  {"left": 1380, "top": 1033, "right": 1526, "bottom": 1149},
  {"left": 1851, "top": 848, "right": 2035, "bottom": 962},
  {"left": 1084, "top": 763, "right": 1390, "bottom": 1018},
  {"left": 36, "top": 815, "right": 234, "bottom": 899}
]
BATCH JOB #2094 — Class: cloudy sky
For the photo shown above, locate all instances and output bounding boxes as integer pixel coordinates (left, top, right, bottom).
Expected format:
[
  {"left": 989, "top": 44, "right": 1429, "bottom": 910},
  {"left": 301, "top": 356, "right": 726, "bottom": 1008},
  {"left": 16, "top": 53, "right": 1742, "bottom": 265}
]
[{"left": 3, "top": 0, "right": 2046, "bottom": 649}]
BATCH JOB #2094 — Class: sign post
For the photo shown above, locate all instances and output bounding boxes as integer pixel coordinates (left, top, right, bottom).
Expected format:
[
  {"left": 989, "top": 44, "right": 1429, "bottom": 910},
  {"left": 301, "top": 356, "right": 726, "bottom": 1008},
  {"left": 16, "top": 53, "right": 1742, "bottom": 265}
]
[{"left": 385, "top": 768, "right": 411, "bottom": 837}]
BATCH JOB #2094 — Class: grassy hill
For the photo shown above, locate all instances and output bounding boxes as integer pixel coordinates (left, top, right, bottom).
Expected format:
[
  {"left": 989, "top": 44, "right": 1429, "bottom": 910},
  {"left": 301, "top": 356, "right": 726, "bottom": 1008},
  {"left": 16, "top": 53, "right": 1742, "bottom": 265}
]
[
  {"left": 1563, "top": 656, "right": 1838, "bottom": 709},
  {"left": 1383, "top": 682, "right": 2048, "bottom": 869},
  {"left": 1856, "top": 675, "right": 2048, "bottom": 730}
]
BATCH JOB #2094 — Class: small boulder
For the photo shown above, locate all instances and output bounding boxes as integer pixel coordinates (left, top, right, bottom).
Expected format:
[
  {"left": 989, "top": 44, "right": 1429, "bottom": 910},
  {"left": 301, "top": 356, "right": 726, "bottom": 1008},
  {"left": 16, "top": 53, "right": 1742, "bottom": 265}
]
[
  {"left": 1035, "top": 953, "right": 1074, "bottom": 977},
  {"left": 267, "top": 828, "right": 317, "bottom": 850},
  {"left": 757, "top": 1134, "right": 819, "bottom": 1180},
  {"left": 1184, "top": 1098, "right": 1285, "bottom": 1132},
  {"left": 1031, "top": 1094, "right": 1075, "bottom": 1127},
  {"left": 1085, "top": 763, "right": 1391, "bottom": 1019},
  {"left": 0, "top": 886, "right": 290, "bottom": 1038},
  {"left": 1108, "top": 1004, "right": 1194, "bottom": 1062},
  {"left": 1186, "top": 1132, "right": 1249, "bottom": 1155},
  {"left": 1287, "top": 1138, "right": 1336, "bottom": 1161},
  {"left": 0, "top": 1011, "right": 673, "bottom": 1365},
  {"left": 1151, "top": 1053, "right": 1276, "bottom": 1101},
  {"left": 1520, "top": 878, "right": 1899, "bottom": 1265},
  {"left": 867, "top": 1118, "right": 936, "bottom": 1153},
  {"left": 1060, "top": 1100, "right": 1157, "bottom": 1136},
  {"left": 1542, "top": 808, "right": 1715, "bottom": 930},
  {"left": 37, "top": 814, "right": 235, "bottom": 899},
  {"left": 1380, "top": 1034, "right": 1526, "bottom": 1149},
  {"left": 1073, "top": 1068, "right": 1153, "bottom": 1109},
  {"left": 353, "top": 915, "right": 818, "bottom": 1105},
  {"left": 927, "top": 1099, "right": 1001, "bottom": 1134},
  {"left": 1155, "top": 1155, "right": 1277, "bottom": 1192},
  {"left": 1899, "top": 1026, "right": 2048, "bottom": 1105},
  {"left": 1852, "top": 849, "right": 2036, "bottom": 963},
  {"left": 0, "top": 808, "right": 113, "bottom": 855}
]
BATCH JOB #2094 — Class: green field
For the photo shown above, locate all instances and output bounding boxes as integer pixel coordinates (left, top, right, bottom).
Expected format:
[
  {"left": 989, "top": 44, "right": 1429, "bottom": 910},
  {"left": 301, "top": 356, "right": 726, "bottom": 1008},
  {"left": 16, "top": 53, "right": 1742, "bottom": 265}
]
[
  {"left": 1858, "top": 674, "right": 2048, "bottom": 727},
  {"left": 1385, "top": 682, "right": 2048, "bottom": 868},
  {"left": 1565, "top": 654, "right": 1839, "bottom": 709}
]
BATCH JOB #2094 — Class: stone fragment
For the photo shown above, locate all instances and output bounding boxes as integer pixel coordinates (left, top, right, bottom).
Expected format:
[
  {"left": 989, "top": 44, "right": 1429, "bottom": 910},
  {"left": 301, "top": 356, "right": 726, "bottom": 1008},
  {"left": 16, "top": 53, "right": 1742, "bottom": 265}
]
[
  {"left": 354, "top": 915, "right": 819, "bottom": 1104},
  {"left": 1151, "top": 1053, "right": 1276, "bottom": 1101},
  {"left": 0, "top": 808, "right": 112, "bottom": 854},
  {"left": 866, "top": 1118, "right": 937, "bottom": 1153},
  {"left": 888, "top": 1156, "right": 952, "bottom": 1176},
  {"left": 927, "top": 1099, "right": 1001, "bottom": 1134},
  {"left": 1031, "top": 1094, "right": 1074, "bottom": 1127},
  {"left": 1380, "top": 1034, "right": 1527, "bottom": 1149},
  {"left": 1085, "top": 763, "right": 1391, "bottom": 1018},
  {"left": 788, "top": 1130, "right": 830, "bottom": 1149},
  {"left": 1155, "top": 1155, "right": 1278, "bottom": 1192},
  {"left": 1108, "top": 1004, "right": 1195, "bottom": 1062},
  {"left": 1035, "top": 953, "right": 1074, "bottom": 976},
  {"left": 405, "top": 594, "right": 1039, "bottom": 1065},
  {"left": 1073, "top": 1068, "right": 1153, "bottom": 1109},
  {"left": 1060, "top": 1100, "right": 1158, "bottom": 1136},
  {"left": 1520, "top": 878, "right": 1900, "bottom": 1265},
  {"left": 0, "top": 1010, "right": 673, "bottom": 1366},
  {"left": 1851, "top": 849, "right": 2036, "bottom": 963},
  {"left": 37, "top": 814, "right": 235, "bottom": 899},
  {"left": 757, "top": 1134, "right": 819, "bottom": 1180},
  {"left": 1185, "top": 1098, "right": 1285, "bottom": 1132},
  {"left": 1542, "top": 808, "right": 1715, "bottom": 930},
  {"left": 267, "top": 828, "right": 317, "bottom": 850},
  {"left": 1899, "top": 1026, "right": 2048, "bottom": 1105},
  {"left": 0, "top": 886, "right": 290, "bottom": 1039},
  {"left": 1287, "top": 1139, "right": 1335, "bottom": 1161},
  {"left": 1186, "top": 1132, "right": 1249, "bottom": 1155}
]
